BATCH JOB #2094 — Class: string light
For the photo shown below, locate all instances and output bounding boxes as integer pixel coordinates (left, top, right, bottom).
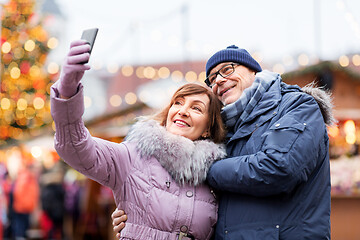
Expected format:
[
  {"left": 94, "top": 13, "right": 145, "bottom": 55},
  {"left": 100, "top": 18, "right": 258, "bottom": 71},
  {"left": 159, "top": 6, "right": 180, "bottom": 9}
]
[
  {"left": 121, "top": 65, "right": 134, "bottom": 77},
  {"left": 197, "top": 72, "right": 206, "bottom": 83},
  {"left": 185, "top": 71, "right": 197, "bottom": 82},
  {"left": 17, "top": 98, "right": 28, "bottom": 111},
  {"left": 33, "top": 97, "right": 45, "bottom": 109},
  {"left": 10, "top": 67, "right": 21, "bottom": 79},
  {"left": 24, "top": 39, "right": 35, "bottom": 52},
  {"left": 47, "top": 62, "right": 59, "bottom": 74},
  {"left": 272, "top": 64, "right": 285, "bottom": 74},
  {"left": 144, "top": 66, "right": 156, "bottom": 79},
  {"left": 2, "top": 42, "right": 11, "bottom": 53},
  {"left": 136, "top": 66, "right": 145, "bottom": 78},
  {"left": 47, "top": 37, "right": 58, "bottom": 49},
  {"left": 158, "top": 67, "right": 170, "bottom": 79},
  {"left": 344, "top": 120, "right": 356, "bottom": 145},
  {"left": 171, "top": 70, "right": 183, "bottom": 82},
  {"left": 339, "top": 55, "right": 350, "bottom": 67},
  {"left": 1, "top": 98, "right": 11, "bottom": 110},
  {"left": 298, "top": 54, "right": 309, "bottom": 66},
  {"left": 30, "top": 65, "right": 41, "bottom": 77},
  {"left": 125, "top": 92, "right": 137, "bottom": 105},
  {"left": 352, "top": 54, "right": 360, "bottom": 66},
  {"left": 109, "top": 95, "right": 122, "bottom": 107},
  {"left": 31, "top": 146, "right": 42, "bottom": 158}
]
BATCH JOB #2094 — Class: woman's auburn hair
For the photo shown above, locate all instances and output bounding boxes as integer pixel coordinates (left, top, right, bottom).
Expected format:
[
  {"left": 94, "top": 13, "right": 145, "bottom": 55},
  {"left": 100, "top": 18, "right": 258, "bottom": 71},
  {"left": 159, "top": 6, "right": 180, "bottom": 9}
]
[{"left": 152, "top": 83, "right": 226, "bottom": 143}]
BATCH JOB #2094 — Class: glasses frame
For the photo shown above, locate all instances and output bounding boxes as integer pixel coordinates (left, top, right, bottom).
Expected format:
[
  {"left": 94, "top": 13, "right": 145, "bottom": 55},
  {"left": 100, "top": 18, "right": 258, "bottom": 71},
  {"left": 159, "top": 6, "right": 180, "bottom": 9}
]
[{"left": 204, "top": 63, "right": 240, "bottom": 88}]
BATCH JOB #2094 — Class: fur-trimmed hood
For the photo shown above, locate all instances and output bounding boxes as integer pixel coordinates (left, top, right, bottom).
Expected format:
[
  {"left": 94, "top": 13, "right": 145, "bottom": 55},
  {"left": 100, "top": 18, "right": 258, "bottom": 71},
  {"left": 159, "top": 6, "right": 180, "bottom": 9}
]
[
  {"left": 125, "top": 119, "right": 227, "bottom": 186},
  {"left": 301, "top": 83, "right": 336, "bottom": 126}
]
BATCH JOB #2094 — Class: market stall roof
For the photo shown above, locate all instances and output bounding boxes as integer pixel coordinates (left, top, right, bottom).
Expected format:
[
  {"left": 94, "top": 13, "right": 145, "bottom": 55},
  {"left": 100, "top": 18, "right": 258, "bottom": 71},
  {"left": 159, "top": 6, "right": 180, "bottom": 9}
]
[{"left": 282, "top": 61, "right": 360, "bottom": 82}]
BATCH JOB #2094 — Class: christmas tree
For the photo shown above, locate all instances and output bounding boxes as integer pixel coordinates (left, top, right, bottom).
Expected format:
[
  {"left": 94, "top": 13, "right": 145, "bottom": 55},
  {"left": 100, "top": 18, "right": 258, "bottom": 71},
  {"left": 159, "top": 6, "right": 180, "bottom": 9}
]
[{"left": 0, "top": 0, "right": 56, "bottom": 147}]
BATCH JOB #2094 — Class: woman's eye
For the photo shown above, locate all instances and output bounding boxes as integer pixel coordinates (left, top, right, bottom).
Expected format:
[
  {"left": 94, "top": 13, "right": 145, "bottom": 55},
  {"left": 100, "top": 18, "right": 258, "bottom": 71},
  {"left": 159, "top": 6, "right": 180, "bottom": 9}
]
[{"left": 192, "top": 106, "right": 202, "bottom": 112}]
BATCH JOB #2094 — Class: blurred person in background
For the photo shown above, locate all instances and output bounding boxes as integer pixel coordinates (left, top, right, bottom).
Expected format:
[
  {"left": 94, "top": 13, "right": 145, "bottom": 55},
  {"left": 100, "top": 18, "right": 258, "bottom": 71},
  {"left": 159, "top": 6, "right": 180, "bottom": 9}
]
[
  {"left": 2, "top": 169, "right": 14, "bottom": 240},
  {"left": 63, "top": 169, "right": 84, "bottom": 240},
  {"left": 12, "top": 162, "right": 39, "bottom": 240},
  {"left": 113, "top": 45, "right": 335, "bottom": 239},
  {"left": 0, "top": 164, "right": 8, "bottom": 240},
  {"left": 39, "top": 162, "right": 65, "bottom": 240},
  {"left": 50, "top": 39, "right": 227, "bottom": 239}
]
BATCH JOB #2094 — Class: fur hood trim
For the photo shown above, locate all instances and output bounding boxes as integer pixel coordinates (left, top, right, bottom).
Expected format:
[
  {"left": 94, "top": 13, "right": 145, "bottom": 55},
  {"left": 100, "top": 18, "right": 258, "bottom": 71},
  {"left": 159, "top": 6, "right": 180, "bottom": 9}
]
[
  {"left": 302, "top": 83, "right": 336, "bottom": 126},
  {"left": 125, "top": 119, "right": 227, "bottom": 186}
]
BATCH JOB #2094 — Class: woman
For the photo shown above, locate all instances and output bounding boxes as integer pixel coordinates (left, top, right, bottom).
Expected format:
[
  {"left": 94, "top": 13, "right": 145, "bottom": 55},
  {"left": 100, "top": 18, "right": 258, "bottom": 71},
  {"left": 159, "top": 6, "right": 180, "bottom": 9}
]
[{"left": 51, "top": 40, "right": 227, "bottom": 239}]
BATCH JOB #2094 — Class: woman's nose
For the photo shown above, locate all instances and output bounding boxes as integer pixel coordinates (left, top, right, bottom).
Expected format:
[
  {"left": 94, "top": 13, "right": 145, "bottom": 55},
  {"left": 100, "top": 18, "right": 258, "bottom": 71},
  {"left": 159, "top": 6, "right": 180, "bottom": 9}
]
[{"left": 178, "top": 106, "right": 189, "bottom": 116}]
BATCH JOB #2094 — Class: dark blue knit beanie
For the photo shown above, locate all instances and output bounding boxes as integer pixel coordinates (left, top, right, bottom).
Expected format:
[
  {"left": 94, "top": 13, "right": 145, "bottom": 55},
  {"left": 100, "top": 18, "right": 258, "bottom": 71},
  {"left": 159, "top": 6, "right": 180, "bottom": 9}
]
[{"left": 206, "top": 45, "right": 262, "bottom": 77}]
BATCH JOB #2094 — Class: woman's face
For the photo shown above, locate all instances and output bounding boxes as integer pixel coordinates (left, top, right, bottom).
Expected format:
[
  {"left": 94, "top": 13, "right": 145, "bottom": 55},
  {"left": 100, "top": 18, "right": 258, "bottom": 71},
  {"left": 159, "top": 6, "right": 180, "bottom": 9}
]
[{"left": 166, "top": 93, "right": 210, "bottom": 141}]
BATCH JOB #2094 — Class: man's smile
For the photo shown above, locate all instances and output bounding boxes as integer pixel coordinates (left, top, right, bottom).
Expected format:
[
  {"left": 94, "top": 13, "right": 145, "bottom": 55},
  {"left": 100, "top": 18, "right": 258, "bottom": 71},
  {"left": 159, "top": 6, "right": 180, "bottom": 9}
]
[{"left": 219, "top": 85, "right": 235, "bottom": 97}]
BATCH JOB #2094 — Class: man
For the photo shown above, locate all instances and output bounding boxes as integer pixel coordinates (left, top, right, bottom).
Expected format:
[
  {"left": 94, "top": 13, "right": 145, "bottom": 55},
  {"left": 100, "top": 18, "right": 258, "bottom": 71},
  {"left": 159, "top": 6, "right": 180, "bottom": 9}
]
[
  {"left": 204, "top": 45, "right": 333, "bottom": 239},
  {"left": 112, "top": 45, "right": 334, "bottom": 239}
]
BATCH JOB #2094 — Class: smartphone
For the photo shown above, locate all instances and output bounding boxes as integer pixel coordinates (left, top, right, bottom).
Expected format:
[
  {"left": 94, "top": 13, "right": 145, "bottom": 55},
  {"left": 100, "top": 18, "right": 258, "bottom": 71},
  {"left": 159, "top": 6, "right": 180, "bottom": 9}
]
[{"left": 80, "top": 28, "right": 98, "bottom": 63}]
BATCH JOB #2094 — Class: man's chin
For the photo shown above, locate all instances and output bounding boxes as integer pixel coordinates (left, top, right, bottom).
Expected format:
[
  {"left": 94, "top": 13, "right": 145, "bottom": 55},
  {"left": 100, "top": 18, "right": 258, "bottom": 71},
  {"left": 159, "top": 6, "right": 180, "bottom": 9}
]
[
  {"left": 221, "top": 91, "right": 242, "bottom": 106},
  {"left": 221, "top": 96, "right": 235, "bottom": 106}
]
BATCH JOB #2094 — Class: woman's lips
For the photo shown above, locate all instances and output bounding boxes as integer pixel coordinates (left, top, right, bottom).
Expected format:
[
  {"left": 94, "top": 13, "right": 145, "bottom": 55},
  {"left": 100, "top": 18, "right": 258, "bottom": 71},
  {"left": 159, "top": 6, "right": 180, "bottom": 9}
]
[{"left": 174, "top": 120, "right": 190, "bottom": 127}]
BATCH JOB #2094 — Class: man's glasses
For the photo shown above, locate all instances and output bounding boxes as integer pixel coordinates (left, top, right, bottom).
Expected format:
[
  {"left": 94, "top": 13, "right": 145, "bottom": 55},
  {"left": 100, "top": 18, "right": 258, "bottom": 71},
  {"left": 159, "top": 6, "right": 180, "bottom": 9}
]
[{"left": 204, "top": 63, "right": 240, "bottom": 88}]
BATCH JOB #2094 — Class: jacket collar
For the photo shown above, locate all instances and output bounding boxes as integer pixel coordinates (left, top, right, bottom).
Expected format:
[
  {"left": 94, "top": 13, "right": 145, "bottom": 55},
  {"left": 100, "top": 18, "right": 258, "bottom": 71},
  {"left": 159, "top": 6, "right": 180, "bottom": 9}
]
[
  {"left": 125, "top": 119, "right": 226, "bottom": 186},
  {"left": 227, "top": 74, "right": 282, "bottom": 140}
]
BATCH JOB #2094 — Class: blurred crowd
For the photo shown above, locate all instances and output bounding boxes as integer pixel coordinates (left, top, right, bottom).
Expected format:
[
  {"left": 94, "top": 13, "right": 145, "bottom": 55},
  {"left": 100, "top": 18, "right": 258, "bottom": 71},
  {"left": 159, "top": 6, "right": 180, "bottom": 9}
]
[{"left": 0, "top": 146, "right": 116, "bottom": 240}]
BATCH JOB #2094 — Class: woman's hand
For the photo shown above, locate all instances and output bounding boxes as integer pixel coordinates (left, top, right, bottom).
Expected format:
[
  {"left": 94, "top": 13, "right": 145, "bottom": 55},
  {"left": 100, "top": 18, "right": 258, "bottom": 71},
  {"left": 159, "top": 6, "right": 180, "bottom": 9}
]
[
  {"left": 58, "top": 40, "right": 91, "bottom": 99},
  {"left": 111, "top": 208, "right": 127, "bottom": 239}
]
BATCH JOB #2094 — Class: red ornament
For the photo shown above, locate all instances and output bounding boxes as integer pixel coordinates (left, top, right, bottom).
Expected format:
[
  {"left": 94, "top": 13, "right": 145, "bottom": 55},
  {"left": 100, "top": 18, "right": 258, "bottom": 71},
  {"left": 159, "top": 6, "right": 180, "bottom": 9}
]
[
  {"left": 1, "top": 37, "right": 6, "bottom": 45},
  {"left": 20, "top": 61, "right": 31, "bottom": 74}
]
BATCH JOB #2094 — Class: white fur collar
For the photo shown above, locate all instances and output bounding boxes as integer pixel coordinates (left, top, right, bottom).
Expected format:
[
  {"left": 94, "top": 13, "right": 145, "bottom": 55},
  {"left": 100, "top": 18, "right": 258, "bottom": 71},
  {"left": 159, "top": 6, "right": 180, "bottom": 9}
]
[{"left": 125, "top": 119, "right": 226, "bottom": 186}]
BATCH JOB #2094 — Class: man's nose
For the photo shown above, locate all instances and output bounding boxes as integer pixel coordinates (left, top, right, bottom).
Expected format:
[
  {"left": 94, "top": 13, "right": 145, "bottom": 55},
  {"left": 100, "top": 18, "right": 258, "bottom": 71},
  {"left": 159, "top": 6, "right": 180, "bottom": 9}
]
[{"left": 214, "top": 74, "right": 227, "bottom": 85}]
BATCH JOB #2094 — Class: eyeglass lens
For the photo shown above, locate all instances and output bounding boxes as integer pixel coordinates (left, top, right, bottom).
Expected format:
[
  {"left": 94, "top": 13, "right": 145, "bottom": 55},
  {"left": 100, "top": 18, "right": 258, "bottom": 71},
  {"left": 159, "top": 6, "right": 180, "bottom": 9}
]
[{"left": 207, "top": 64, "right": 235, "bottom": 86}]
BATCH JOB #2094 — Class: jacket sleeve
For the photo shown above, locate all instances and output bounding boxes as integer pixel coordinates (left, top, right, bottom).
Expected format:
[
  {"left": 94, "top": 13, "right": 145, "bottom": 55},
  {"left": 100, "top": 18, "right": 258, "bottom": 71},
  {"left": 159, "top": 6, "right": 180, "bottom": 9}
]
[
  {"left": 50, "top": 82, "right": 132, "bottom": 191},
  {"left": 207, "top": 93, "right": 328, "bottom": 196}
]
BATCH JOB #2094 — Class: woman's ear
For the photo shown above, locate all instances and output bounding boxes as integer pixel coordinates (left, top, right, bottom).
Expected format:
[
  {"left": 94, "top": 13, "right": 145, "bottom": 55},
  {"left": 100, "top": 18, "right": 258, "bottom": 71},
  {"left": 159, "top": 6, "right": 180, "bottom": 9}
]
[{"left": 201, "top": 130, "right": 210, "bottom": 139}]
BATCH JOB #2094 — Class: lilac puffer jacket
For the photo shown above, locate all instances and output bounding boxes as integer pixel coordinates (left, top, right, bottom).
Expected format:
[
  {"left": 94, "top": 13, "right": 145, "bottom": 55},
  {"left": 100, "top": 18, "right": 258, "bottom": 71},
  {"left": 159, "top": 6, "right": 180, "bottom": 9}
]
[{"left": 50, "top": 83, "right": 226, "bottom": 240}]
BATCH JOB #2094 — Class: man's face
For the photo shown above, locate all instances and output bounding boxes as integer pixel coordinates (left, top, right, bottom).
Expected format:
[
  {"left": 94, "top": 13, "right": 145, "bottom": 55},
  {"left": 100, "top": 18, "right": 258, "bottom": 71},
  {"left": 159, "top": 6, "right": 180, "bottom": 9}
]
[{"left": 209, "top": 62, "right": 256, "bottom": 105}]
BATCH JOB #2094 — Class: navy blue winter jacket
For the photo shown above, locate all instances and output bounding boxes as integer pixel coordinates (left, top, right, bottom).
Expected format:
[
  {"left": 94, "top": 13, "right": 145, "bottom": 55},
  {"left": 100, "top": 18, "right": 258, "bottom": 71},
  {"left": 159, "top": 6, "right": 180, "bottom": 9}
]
[{"left": 207, "top": 74, "right": 332, "bottom": 240}]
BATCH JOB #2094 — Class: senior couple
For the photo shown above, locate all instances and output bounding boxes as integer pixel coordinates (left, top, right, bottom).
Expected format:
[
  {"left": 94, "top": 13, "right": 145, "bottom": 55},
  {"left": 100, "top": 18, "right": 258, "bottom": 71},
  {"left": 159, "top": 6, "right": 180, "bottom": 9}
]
[{"left": 51, "top": 41, "right": 333, "bottom": 239}]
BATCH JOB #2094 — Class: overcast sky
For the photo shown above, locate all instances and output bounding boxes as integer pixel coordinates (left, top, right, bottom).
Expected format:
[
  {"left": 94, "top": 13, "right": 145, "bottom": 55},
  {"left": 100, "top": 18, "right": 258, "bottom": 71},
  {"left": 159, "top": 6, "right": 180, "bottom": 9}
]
[{"left": 54, "top": 0, "right": 360, "bottom": 67}]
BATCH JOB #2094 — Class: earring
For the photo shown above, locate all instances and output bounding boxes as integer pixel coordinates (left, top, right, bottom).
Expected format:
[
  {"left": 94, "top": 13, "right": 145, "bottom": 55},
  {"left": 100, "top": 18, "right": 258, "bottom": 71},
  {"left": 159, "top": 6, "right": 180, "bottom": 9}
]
[{"left": 202, "top": 131, "right": 209, "bottom": 138}]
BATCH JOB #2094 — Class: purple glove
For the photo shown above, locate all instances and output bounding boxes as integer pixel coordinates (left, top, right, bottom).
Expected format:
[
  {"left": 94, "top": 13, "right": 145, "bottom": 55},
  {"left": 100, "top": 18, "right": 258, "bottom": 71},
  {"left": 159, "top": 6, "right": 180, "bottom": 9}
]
[{"left": 58, "top": 40, "right": 91, "bottom": 98}]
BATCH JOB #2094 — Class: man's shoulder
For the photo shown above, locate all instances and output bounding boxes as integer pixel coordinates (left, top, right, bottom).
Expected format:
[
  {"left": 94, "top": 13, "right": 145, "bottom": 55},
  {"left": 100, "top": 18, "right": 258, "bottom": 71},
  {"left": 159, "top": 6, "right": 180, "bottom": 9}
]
[{"left": 280, "top": 81, "right": 302, "bottom": 94}]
